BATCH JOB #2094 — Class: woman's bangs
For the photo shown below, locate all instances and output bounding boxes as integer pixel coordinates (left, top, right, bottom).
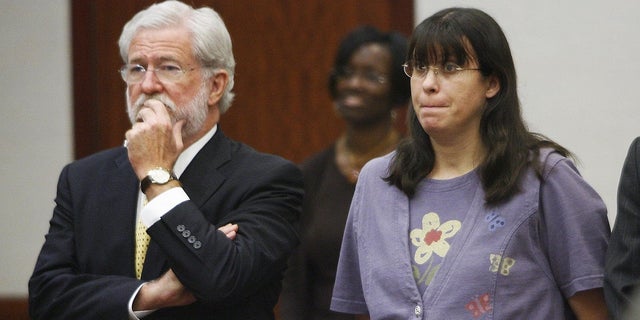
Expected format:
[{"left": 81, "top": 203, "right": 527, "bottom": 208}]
[{"left": 411, "top": 24, "right": 472, "bottom": 66}]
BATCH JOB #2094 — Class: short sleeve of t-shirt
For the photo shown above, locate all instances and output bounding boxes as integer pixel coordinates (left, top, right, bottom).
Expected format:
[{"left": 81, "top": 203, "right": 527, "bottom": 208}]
[{"left": 538, "top": 155, "right": 610, "bottom": 298}]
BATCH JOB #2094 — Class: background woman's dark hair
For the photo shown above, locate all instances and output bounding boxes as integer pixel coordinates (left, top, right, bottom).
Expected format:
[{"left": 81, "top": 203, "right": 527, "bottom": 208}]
[
  {"left": 385, "top": 7, "right": 571, "bottom": 205},
  {"left": 328, "top": 25, "right": 411, "bottom": 106}
]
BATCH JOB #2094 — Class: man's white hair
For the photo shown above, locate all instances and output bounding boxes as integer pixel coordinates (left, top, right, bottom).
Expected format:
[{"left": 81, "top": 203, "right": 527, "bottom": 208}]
[{"left": 118, "top": 0, "right": 236, "bottom": 113}]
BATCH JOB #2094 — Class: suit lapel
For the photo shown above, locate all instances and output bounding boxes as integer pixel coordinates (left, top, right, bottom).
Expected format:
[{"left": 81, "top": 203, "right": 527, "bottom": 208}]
[{"left": 180, "top": 130, "right": 231, "bottom": 207}]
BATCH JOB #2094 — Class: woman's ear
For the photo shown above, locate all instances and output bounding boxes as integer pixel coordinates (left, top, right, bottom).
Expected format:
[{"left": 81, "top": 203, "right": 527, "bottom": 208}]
[{"left": 485, "top": 75, "right": 500, "bottom": 99}]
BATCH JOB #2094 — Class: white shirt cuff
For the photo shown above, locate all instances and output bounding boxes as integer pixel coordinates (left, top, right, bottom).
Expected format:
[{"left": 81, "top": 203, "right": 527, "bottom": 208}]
[
  {"left": 140, "top": 187, "right": 189, "bottom": 227},
  {"left": 127, "top": 283, "right": 156, "bottom": 319}
]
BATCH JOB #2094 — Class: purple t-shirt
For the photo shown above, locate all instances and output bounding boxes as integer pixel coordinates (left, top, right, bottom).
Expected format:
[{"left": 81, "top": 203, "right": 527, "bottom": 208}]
[{"left": 331, "top": 149, "right": 610, "bottom": 319}]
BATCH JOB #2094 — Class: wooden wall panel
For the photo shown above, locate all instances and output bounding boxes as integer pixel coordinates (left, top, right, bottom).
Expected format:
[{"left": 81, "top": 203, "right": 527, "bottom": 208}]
[
  {"left": 71, "top": 0, "right": 414, "bottom": 163},
  {"left": 0, "top": 297, "right": 29, "bottom": 320},
  {"left": 216, "top": 1, "right": 413, "bottom": 162}
]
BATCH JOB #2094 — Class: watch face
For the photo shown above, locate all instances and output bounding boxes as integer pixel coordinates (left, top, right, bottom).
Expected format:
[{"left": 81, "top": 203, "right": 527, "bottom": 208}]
[{"left": 149, "top": 168, "right": 171, "bottom": 184}]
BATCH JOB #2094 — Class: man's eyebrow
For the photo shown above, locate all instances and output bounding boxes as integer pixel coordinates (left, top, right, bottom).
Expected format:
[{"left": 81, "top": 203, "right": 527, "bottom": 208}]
[{"left": 128, "top": 55, "right": 182, "bottom": 65}]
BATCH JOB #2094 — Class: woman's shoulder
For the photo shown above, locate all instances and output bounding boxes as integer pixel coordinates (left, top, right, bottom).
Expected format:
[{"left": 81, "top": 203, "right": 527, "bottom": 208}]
[
  {"left": 537, "top": 147, "right": 565, "bottom": 162},
  {"left": 358, "top": 151, "right": 395, "bottom": 182},
  {"left": 363, "top": 151, "right": 395, "bottom": 170},
  {"left": 535, "top": 147, "right": 577, "bottom": 179}
]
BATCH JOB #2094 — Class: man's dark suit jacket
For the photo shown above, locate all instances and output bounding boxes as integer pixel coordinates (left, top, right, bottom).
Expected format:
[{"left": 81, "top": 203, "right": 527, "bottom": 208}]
[
  {"left": 28, "top": 129, "right": 303, "bottom": 319},
  {"left": 605, "top": 137, "right": 640, "bottom": 319}
]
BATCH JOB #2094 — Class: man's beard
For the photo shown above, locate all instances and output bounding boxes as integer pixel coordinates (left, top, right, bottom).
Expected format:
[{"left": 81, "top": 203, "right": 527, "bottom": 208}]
[{"left": 126, "top": 82, "right": 209, "bottom": 139}]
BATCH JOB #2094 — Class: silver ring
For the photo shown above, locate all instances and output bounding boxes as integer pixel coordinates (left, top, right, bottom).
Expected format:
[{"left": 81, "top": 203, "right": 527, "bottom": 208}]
[{"left": 123, "top": 139, "right": 128, "bottom": 148}]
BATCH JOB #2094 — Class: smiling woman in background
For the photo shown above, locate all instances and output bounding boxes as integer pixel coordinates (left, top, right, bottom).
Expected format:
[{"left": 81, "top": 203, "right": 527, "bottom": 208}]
[{"left": 278, "top": 25, "right": 410, "bottom": 320}]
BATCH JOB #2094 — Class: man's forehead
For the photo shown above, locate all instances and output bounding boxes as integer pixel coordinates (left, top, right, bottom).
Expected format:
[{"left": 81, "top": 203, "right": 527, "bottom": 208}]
[{"left": 128, "top": 27, "right": 194, "bottom": 63}]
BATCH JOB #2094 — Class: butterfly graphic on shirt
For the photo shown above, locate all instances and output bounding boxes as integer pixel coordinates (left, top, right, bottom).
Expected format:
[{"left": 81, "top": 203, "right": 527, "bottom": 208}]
[{"left": 484, "top": 210, "right": 505, "bottom": 232}]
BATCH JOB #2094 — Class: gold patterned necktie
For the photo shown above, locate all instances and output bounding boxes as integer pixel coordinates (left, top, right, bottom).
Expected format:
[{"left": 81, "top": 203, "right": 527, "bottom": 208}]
[
  {"left": 135, "top": 219, "right": 150, "bottom": 279},
  {"left": 135, "top": 196, "right": 150, "bottom": 279}
]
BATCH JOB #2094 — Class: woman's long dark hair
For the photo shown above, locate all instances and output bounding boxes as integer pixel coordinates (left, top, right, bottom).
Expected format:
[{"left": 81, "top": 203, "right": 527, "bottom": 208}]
[{"left": 385, "top": 7, "right": 570, "bottom": 205}]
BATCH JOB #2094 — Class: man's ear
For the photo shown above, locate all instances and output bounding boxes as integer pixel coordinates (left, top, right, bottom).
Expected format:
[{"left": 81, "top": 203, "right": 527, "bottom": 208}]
[
  {"left": 207, "top": 70, "right": 229, "bottom": 106},
  {"left": 485, "top": 75, "right": 500, "bottom": 99}
]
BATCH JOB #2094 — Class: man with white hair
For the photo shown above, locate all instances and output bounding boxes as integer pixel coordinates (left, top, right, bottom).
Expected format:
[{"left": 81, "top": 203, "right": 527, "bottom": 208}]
[{"left": 28, "top": 1, "right": 303, "bottom": 319}]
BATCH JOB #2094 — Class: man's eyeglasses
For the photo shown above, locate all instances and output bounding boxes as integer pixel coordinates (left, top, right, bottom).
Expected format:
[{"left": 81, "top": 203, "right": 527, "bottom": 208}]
[
  {"left": 334, "top": 67, "right": 388, "bottom": 85},
  {"left": 119, "top": 64, "right": 195, "bottom": 84},
  {"left": 402, "top": 62, "right": 480, "bottom": 79}
]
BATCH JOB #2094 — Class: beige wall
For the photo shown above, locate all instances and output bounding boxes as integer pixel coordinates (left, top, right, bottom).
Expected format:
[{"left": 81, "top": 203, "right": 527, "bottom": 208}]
[{"left": 0, "top": 0, "right": 72, "bottom": 295}]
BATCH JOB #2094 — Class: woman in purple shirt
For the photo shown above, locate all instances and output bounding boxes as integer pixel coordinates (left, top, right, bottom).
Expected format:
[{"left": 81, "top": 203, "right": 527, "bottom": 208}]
[{"left": 331, "top": 7, "right": 610, "bottom": 319}]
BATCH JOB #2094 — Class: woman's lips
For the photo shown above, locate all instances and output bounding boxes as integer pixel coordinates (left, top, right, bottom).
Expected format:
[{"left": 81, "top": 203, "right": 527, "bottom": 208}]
[{"left": 342, "top": 95, "right": 365, "bottom": 108}]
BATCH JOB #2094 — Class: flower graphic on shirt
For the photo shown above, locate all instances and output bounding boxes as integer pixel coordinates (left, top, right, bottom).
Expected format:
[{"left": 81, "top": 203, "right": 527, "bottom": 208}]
[{"left": 410, "top": 212, "right": 461, "bottom": 264}]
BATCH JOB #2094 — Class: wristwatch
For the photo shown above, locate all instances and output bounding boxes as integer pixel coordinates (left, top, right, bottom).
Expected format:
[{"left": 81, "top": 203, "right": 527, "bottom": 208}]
[{"left": 140, "top": 167, "right": 177, "bottom": 194}]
